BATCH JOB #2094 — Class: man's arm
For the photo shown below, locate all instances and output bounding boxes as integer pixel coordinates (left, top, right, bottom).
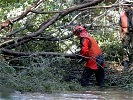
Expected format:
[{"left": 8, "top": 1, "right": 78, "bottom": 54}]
[{"left": 80, "top": 37, "right": 91, "bottom": 57}]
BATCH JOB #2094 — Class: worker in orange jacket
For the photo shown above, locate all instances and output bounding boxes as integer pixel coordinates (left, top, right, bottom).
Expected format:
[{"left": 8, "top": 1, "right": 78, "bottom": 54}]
[
  {"left": 73, "top": 25, "right": 105, "bottom": 87},
  {"left": 119, "top": 0, "right": 133, "bottom": 68}
]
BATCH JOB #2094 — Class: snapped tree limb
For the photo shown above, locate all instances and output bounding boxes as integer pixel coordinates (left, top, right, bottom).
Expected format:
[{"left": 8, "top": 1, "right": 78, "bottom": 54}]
[{"left": 0, "top": 0, "right": 104, "bottom": 57}]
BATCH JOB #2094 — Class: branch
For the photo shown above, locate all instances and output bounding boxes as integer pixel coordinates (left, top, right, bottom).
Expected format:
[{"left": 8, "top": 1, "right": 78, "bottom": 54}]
[
  {"left": 1, "top": 0, "right": 104, "bottom": 56},
  {"left": 5, "top": 26, "right": 27, "bottom": 37},
  {"left": 12, "top": 0, "right": 45, "bottom": 22},
  {"left": 80, "top": 4, "right": 132, "bottom": 10},
  {"left": 60, "top": 0, "right": 104, "bottom": 17},
  {"left": 0, "top": 14, "right": 60, "bottom": 48},
  {"left": 1, "top": 48, "right": 78, "bottom": 59}
]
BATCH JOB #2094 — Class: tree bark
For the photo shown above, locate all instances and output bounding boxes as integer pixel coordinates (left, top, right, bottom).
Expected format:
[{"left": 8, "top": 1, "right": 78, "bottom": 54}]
[{"left": 0, "top": 0, "right": 104, "bottom": 57}]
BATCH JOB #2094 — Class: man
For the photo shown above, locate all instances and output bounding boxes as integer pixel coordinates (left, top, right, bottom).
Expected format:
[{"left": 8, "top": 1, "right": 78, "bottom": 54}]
[
  {"left": 73, "top": 25, "right": 105, "bottom": 87},
  {"left": 119, "top": 0, "right": 133, "bottom": 68}
]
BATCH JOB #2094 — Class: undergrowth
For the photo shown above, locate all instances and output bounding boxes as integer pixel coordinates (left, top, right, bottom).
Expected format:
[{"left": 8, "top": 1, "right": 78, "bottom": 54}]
[{"left": 0, "top": 56, "right": 133, "bottom": 93}]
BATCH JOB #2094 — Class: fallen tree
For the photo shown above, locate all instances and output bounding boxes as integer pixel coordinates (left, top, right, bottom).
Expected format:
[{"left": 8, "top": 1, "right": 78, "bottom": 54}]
[{"left": 0, "top": 0, "right": 103, "bottom": 57}]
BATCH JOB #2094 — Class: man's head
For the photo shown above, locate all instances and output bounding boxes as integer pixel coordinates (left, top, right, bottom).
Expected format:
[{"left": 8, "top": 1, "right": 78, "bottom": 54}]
[
  {"left": 73, "top": 25, "right": 89, "bottom": 38},
  {"left": 123, "top": 0, "right": 132, "bottom": 11}
]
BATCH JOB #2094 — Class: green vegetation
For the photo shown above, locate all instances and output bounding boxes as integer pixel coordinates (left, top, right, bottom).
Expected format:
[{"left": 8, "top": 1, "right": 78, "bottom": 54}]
[
  {"left": 0, "top": 0, "right": 133, "bottom": 93},
  {"left": 0, "top": 56, "right": 133, "bottom": 93},
  {"left": 0, "top": 56, "right": 83, "bottom": 93}
]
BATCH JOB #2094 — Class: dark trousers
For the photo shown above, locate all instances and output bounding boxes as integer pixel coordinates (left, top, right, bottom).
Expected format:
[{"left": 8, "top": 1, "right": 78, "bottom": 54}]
[
  {"left": 122, "top": 32, "right": 133, "bottom": 66},
  {"left": 80, "top": 67, "right": 105, "bottom": 86}
]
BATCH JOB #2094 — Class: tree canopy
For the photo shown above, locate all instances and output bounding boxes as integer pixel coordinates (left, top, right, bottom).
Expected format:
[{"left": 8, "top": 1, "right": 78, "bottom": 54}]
[{"left": 0, "top": 0, "right": 129, "bottom": 60}]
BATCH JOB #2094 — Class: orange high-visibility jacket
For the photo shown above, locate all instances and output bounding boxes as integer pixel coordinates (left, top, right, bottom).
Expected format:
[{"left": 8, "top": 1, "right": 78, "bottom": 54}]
[
  {"left": 120, "top": 11, "right": 133, "bottom": 35},
  {"left": 73, "top": 26, "right": 103, "bottom": 70},
  {"left": 80, "top": 36, "right": 103, "bottom": 70}
]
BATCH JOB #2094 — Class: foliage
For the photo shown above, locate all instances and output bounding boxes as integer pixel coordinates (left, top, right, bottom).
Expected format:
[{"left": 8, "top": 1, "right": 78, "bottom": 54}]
[
  {"left": 0, "top": 57, "right": 133, "bottom": 93},
  {"left": 0, "top": 56, "right": 83, "bottom": 92},
  {"left": 0, "top": 0, "right": 133, "bottom": 93},
  {"left": 105, "top": 67, "right": 133, "bottom": 91},
  {"left": 0, "top": 0, "right": 124, "bottom": 59}
]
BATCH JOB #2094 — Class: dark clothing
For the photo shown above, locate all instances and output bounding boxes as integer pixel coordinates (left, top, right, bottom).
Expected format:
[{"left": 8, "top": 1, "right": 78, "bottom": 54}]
[
  {"left": 122, "top": 32, "right": 133, "bottom": 66},
  {"left": 73, "top": 26, "right": 105, "bottom": 87},
  {"left": 80, "top": 66, "right": 105, "bottom": 87},
  {"left": 79, "top": 33, "right": 105, "bottom": 86},
  {"left": 119, "top": 9, "right": 133, "bottom": 67},
  {"left": 80, "top": 54, "right": 105, "bottom": 86}
]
